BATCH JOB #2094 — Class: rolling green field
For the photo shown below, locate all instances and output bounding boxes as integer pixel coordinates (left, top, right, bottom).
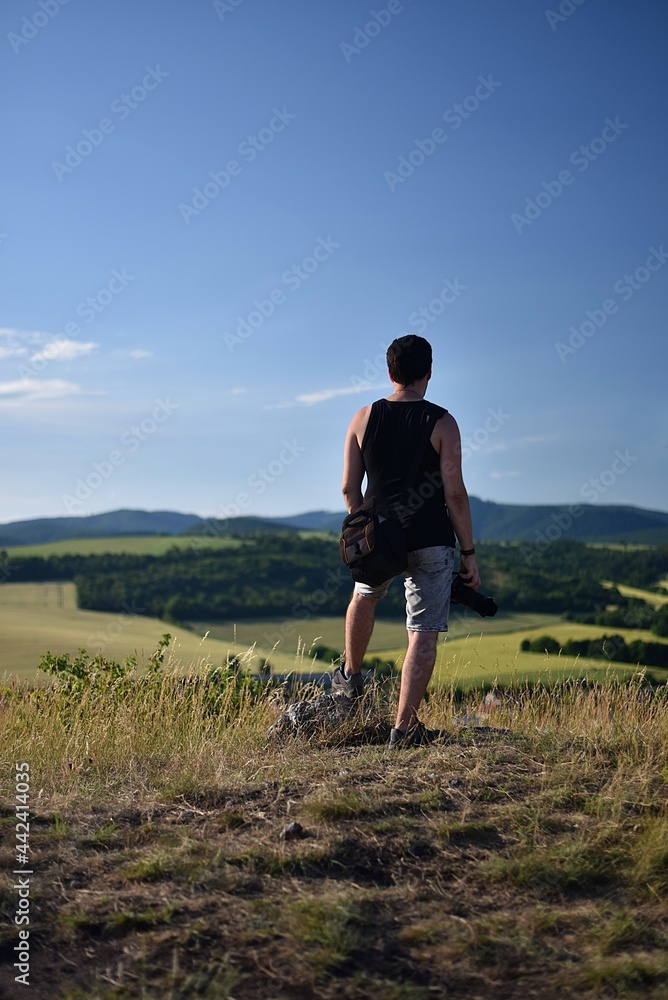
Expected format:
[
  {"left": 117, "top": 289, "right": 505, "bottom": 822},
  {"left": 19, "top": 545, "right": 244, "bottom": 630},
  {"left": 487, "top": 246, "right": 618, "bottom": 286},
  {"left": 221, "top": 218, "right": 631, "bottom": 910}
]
[
  {"left": 0, "top": 582, "right": 236, "bottom": 680},
  {"left": 2, "top": 530, "right": 330, "bottom": 558},
  {"left": 193, "top": 609, "right": 564, "bottom": 651},
  {"left": 0, "top": 582, "right": 326, "bottom": 679},
  {"left": 2, "top": 535, "right": 244, "bottom": 557},
  {"left": 436, "top": 629, "right": 668, "bottom": 688},
  {"left": 4, "top": 580, "right": 667, "bottom": 688},
  {"left": 602, "top": 580, "right": 668, "bottom": 608}
]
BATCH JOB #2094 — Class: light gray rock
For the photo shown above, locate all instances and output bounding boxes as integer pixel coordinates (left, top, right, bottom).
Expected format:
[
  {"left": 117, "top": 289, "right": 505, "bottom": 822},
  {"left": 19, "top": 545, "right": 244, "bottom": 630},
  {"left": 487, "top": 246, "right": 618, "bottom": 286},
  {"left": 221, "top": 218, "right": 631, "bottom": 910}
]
[
  {"left": 267, "top": 689, "right": 394, "bottom": 745},
  {"left": 268, "top": 693, "right": 360, "bottom": 739}
]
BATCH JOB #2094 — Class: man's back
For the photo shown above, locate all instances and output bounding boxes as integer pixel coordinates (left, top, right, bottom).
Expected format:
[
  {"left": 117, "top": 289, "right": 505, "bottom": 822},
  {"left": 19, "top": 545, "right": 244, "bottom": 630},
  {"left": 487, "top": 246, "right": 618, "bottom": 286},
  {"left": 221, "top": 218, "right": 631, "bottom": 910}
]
[{"left": 360, "top": 397, "right": 455, "bottom": 551}]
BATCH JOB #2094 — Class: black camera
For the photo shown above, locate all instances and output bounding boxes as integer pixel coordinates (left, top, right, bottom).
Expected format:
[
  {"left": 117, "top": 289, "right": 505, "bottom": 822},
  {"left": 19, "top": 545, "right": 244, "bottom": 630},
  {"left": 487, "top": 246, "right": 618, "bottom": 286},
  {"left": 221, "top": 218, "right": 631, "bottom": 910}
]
[{"left": 449, "top": 573, "right": 498, "bottom": 617}]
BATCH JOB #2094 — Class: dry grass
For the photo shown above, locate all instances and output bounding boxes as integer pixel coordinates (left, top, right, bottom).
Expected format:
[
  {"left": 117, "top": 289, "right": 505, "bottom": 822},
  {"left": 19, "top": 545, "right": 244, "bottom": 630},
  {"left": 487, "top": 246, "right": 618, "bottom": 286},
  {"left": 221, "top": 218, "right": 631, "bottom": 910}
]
[{"left": 1, "top": 643, "right": 667, "bottom": 999}]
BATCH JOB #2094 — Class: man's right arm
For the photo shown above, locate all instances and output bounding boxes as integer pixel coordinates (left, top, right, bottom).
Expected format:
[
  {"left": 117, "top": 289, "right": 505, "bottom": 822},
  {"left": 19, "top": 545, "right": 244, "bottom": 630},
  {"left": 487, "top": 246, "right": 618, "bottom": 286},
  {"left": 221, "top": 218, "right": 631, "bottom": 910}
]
[
  {"left": 436, "top": 412, "right": 481, "bottom": 589},
  {"left": 341, "top": 407, "right": 368, "bottom": 513}
]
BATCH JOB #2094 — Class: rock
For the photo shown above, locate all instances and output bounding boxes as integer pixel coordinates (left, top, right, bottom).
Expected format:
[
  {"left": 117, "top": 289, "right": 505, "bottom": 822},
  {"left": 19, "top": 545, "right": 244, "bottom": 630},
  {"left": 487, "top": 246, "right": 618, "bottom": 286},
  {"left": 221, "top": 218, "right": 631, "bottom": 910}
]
[
  {"left": 280, "top": 821, "right": 306, "bottom": 841},
  {"left": 267, "top": 693, "right": 360, "bottom": 740},
  {"left": 452, "top": 714, "right": 486, "bottom": 728},
  {"left": 482, "top": 690, "right": 503, "bottom": 713}
]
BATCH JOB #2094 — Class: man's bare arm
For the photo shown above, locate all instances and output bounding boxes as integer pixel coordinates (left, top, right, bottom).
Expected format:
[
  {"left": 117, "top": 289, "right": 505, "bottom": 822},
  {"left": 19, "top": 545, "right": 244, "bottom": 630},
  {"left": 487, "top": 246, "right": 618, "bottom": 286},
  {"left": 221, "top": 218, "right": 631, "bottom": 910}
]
[
  {"left": 341, "top": 408, "right": 368, "bottom": 513},
  {"left": 436, "top": 412, "right": 481, "bottom": 588}
]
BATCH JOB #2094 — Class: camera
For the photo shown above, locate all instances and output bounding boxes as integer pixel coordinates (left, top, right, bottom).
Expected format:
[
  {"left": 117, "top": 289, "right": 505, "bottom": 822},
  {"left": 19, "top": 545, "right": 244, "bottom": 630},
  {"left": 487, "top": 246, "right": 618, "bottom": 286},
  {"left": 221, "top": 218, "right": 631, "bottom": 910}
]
[{"left": 449, "top": 573, "right": 498, "bottom": 617}]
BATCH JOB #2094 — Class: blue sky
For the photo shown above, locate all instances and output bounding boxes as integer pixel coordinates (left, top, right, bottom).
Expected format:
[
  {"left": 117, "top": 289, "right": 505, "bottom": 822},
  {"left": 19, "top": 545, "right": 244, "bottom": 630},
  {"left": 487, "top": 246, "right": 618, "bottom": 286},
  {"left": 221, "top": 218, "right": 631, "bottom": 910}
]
[{"left": 1, "top": 0, "right": 666, "bottom": 524}]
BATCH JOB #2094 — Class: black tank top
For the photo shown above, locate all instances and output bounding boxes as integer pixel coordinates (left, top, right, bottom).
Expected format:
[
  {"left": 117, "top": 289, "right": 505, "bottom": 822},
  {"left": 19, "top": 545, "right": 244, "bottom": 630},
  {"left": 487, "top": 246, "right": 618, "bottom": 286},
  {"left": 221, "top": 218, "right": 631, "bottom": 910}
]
[{"left": 361, "top": 398, "right": 456, "bottom": 551}]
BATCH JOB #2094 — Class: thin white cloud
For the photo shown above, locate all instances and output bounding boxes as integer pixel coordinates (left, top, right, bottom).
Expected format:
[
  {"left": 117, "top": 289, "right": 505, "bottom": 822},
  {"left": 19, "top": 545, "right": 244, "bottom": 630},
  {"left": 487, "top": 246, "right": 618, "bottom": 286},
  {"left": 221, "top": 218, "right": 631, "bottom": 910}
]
[
  {"left": 479, "top": 442, "right": 508, "bottom": 454},
  {"left": 295, "top": 383, "right": 375, "bottom": 406},
  {"left": 480, "top": 434, "right": 561, "bottom": 455},
  {"left": 230, "top": 386, "right": 248, "bottom": 395},
  {"left": 264, "top": 399, "right": 295, "bottom": 410},
  {"left": 489, "top": 470, "right": 521, "bottom": 478},
  {"left": 0, "top": 345, "right": 27, "bottom": 360},
  {"left": 29, "top": 339, "right": 98, "bottom": 363},
  {"left": 0, "top": 327, "right": 48, "bottom": 347},
  {"left": 111, "top": 347, "right": 154, "bottom": 361},
  {"left": 0, "top": 378, "right": 82, "bottom": 401},
  {"left": 518, "top": 434, "right": 560, "bottom": 445}
]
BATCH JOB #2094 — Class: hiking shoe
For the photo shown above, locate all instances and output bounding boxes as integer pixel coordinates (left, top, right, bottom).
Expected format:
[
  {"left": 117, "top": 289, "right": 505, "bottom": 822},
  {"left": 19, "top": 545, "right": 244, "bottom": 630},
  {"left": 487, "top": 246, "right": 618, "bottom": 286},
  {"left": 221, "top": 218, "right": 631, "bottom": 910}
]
[
  {"left": 387, "top": 720, "right": 443, "bottom": 750},
  {"left": 330, "top": 664, "right": 365, "bottom": 700}
]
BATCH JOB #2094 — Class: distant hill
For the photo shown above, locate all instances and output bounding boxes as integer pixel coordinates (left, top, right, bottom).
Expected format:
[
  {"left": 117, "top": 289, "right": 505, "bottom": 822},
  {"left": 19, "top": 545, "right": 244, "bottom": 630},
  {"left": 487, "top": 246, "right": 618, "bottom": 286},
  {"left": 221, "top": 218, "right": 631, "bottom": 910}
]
[
  {"left": 270, "top": 511, "right": 344, "bottom": 533},
  {"left": 255, "top": 502, "right": 668, "bottom": 546},
  {"left": 2, "top": 500, "right": 668, "bottom": 548},
  {"left": 184, "top": 516, "right": 298, "bottom": 537},
  {"left": 0, "top": 509, "right": 202, "bottom": 547},
  {"left": 468, "top": 498, "right": 668, "bottom": 546}
]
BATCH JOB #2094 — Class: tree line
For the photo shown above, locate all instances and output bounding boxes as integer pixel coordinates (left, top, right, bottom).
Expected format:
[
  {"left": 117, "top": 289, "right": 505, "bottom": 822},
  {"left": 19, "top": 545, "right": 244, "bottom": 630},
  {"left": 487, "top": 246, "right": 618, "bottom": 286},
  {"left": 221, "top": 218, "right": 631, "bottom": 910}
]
[
  {"left": 1, "top": 536, "right": 667, "bottom": 626},
  {"left": 521, "top": 633, "right": 668, "bottom": 668}
]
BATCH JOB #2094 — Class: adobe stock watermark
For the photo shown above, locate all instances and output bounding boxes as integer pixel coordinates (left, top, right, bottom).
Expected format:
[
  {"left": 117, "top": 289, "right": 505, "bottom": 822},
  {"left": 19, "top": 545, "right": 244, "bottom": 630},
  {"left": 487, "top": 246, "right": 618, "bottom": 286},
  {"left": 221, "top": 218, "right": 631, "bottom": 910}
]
[
  {"left": 61, "top": 398, "right": 179, "bottom": 513},
  {"left": 8, "top": 0, "right": 73, "bottom": 54},
  {"left": 223, "top": 236, "right": 339, "bottom": 352},
  {"left": 303, "top": 273, "right": 468, "bottom": 403},
  {"left": 284, "top": 274, "right": 466, "bottom": 394},
  {"left": 262, "top": 566, "right": 351, "bottom": 650},
  {"left": 511, "top": 116, "right": 628, "bottom": 234},
  {"left": 460, "top": 407, "right": 511, "bottom": 463},
  {"left": 14, "top": 762, "right": 32, "bottom": 987},
  {"left": 404, "top": 407, "right": 511, "bottom": 508},
  {"left": 339, "top": 0, "right": 414, "bottom": 63},
  {"left": 545, "top": 0, "right": 588, "bottom": 32},
  {"left": 345, "top": 275, "right": 467, "bottom": 390},
  {"left": 400, "top": 277, "right": 468, "bottom": 334},
  {"left": 51, "top": 67, "right": 169, "bottom": 181},
  {"left": 86, "top": 600, "right": 144, "bottom": 652},
  {"left": 524, "top": 448, "right": 638, "bottom": 565},
  {"left": 213, "top": 0, "right": 245, "bottom": 20},
  {"left": 384, "top": 74, "right": 502, "bottom": 192},
  {"left": 350, "top": 277, "right": 468, "bottom": 382},
  {"left": 17, "top": 267, "right": 135, "bottom": 379},
  {"left": 191, "top": 439, "right": 307, "bottom": 550},
  {"left": 179, "top": 107, "right": 296, "bottom": 224},
  {"left": 555, "top": 245, "right": 668, "bottom": 362}
]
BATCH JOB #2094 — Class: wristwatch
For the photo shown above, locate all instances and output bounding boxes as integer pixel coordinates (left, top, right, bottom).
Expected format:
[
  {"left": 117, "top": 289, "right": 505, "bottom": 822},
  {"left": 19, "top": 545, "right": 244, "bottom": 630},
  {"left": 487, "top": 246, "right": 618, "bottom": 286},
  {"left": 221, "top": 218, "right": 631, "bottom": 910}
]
[{"left": 460, "top": 547, "right": 475, "bottom": 557}]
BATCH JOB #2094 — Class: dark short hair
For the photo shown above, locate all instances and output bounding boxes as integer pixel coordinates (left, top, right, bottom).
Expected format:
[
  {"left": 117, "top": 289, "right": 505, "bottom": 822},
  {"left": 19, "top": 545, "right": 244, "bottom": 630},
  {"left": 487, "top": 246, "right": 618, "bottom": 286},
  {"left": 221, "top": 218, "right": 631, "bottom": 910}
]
[{"left": 386, "top": 335, "right": 432, "bottom": 385}]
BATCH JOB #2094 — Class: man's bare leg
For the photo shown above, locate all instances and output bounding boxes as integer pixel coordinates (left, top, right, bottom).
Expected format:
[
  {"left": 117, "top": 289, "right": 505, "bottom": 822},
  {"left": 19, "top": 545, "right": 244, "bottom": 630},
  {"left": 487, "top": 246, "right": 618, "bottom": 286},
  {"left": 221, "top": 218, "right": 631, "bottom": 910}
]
[
  {"left": 394, "top": 630, "right": 439, "bottom": 731},
  {"left": 344, "top": 591, "right": 377, "bottom": 675}
]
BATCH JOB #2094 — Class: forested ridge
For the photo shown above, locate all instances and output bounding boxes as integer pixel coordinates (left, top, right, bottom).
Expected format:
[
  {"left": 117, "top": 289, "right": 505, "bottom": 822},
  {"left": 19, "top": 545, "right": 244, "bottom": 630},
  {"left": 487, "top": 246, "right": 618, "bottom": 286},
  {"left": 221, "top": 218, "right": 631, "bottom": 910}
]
[{"left": 2, "top": 537, "right": 667, "bottom": 631}]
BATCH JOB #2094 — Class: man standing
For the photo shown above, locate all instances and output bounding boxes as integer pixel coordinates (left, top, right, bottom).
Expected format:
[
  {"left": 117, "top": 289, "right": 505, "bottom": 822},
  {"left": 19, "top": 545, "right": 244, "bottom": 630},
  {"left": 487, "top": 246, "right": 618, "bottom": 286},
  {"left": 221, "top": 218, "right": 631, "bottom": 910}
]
[{"left": 332, "top": 335, "right": 481, "bottom": 748}]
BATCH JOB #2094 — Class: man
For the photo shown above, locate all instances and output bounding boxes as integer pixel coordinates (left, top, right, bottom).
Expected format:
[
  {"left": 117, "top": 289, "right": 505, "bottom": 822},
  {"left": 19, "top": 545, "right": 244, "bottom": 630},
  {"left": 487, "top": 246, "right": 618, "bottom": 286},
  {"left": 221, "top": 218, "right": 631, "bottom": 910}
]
[{"left": 332, "top": 335, "right": 481, "bottom": 748}]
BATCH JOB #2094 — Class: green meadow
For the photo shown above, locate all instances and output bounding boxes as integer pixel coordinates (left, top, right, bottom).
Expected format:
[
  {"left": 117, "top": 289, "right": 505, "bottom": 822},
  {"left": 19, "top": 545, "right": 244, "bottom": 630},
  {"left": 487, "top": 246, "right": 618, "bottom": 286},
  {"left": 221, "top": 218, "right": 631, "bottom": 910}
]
[
  {"left": 2, "top": 535, "right": 244, "bottom": 557},
  {"left": 602, "top": 580, "right": 668, "bottom": 608},
  {"left": 0, "top": 582, "right": 232, "bottom": 680},
  {"left": 2, "top": 531, "right": 330, "bottom": 558},
  {"left": 3, "top": 581, "right": 667, "bottom": 688}
]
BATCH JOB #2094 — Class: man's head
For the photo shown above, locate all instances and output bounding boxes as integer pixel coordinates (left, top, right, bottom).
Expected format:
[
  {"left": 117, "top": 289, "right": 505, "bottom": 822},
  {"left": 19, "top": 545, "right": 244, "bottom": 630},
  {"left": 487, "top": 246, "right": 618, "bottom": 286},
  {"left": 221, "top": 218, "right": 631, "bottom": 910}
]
[{"left": 386, "top": 335, "right": 432, "bottom": 387}]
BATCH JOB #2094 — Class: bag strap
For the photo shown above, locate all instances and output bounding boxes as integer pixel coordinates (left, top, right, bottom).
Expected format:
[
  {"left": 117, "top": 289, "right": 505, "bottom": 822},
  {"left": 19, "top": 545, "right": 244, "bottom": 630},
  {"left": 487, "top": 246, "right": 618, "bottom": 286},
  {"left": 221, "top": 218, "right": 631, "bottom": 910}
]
[{"left": 397, "top": 406, "right": 442, "bottom": 509}]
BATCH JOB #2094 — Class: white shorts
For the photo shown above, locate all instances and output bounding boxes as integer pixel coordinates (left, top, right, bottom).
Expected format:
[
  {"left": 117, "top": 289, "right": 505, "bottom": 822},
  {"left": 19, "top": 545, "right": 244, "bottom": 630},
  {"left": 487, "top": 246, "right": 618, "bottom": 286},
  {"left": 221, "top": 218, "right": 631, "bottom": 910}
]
[{"left": 354, "top": 545, "right": 456, "bottom": 631}]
